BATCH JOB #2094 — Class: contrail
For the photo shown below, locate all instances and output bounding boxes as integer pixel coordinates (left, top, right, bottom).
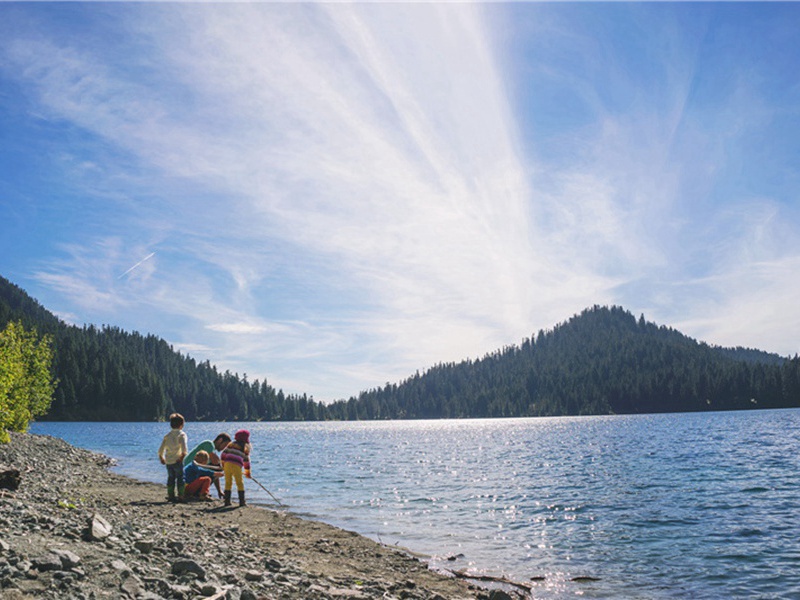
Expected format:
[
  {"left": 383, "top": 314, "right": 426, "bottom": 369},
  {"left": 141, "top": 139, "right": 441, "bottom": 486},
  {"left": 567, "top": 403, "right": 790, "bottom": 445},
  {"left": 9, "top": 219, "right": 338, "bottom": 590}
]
[{"left": 118, "top": 252, "right": 156, "bottom": 279}]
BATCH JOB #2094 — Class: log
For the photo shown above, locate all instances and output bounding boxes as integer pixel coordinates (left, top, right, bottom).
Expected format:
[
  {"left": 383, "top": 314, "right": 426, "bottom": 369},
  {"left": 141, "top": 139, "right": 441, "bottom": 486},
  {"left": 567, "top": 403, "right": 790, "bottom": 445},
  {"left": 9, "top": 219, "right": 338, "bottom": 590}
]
[
  {"left": 0, "top": 464, "right": 21, "bottom": 491},
  {"left": 448, "top": 569, "right": 533, "bottom": 593}
]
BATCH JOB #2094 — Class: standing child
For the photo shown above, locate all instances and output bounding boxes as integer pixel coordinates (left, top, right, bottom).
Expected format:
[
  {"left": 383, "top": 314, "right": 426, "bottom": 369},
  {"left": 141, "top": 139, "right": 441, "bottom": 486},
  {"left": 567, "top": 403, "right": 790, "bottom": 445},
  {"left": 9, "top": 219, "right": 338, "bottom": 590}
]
[
  {"left": 158, "top": 413, "right": 188, "bottom": 502},
  {"left": 221, "top": 429, "right": 251, "bottom": 507}
]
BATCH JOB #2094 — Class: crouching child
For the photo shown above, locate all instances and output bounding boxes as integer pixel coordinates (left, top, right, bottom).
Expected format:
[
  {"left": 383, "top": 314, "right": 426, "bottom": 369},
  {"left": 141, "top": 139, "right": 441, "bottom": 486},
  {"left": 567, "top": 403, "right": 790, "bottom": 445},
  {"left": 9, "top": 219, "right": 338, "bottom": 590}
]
[{"left": 184, "top": 450, "right": 222, "bottom": 500}]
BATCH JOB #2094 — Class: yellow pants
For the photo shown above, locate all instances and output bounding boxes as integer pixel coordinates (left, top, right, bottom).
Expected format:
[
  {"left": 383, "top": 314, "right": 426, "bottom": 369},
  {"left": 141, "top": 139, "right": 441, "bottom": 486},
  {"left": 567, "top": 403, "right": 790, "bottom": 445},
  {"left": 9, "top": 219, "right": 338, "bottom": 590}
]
[{"left": 223, "top": 461, "right": 244, "bottom": 492}]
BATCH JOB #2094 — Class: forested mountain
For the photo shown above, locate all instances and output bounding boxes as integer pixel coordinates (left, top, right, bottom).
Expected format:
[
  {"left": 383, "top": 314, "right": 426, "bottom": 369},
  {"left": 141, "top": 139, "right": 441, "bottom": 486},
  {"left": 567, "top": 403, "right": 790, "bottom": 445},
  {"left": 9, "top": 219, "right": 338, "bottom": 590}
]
[
  {"left": 0, "top": 276, "right": 324, "bottom": 421},
  {"left": 2, "top": 275, "right": 798, "bottom": 421},
  {"left": 326, "top": 305, "right": 799, "bottom": 419}
]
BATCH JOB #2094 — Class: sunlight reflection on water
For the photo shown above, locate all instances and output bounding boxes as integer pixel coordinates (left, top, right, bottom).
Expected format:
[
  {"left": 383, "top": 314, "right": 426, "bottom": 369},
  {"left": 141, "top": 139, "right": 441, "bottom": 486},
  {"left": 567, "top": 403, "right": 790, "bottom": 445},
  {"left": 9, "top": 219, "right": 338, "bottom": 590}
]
[{"left": 33, "top": 409, "right": 800, "bottom": 599}]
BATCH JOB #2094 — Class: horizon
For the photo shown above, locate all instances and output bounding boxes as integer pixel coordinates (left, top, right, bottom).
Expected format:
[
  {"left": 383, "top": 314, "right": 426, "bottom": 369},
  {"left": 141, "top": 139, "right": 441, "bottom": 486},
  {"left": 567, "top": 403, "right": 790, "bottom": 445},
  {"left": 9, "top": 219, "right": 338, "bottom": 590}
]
[{"left": 2, "top": 3, "right": 799, "bottom": 401}]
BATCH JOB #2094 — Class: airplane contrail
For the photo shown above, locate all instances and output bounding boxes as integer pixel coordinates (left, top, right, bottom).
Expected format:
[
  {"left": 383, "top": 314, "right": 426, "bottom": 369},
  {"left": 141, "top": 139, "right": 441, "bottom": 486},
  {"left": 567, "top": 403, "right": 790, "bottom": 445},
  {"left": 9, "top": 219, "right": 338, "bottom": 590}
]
[{"left": 118, "top": 252, "right": 156, "bottom": 279}]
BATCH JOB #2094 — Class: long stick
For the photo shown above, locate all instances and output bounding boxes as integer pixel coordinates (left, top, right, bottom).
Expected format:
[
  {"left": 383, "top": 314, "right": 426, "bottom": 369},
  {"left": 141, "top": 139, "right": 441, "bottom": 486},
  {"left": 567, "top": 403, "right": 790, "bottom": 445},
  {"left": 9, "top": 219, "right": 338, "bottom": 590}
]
[{"left": 250, "top": 475, "right": 285, "bottom": 506}]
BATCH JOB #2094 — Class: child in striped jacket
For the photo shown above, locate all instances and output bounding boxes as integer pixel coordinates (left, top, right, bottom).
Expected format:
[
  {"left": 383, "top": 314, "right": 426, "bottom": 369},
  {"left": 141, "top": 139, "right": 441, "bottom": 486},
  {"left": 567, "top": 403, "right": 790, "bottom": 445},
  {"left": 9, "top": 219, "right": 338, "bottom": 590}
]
[{"left": 220, "top": 429, "right": 251, "bottom": 506}]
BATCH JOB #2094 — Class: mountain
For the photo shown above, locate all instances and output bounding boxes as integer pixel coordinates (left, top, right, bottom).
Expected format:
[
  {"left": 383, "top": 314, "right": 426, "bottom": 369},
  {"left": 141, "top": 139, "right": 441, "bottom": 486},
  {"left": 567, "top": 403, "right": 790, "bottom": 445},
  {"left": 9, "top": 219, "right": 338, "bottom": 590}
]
[
  {"left": 0, "top": 275, "right": 324, "bottom": 421},
  {"left": 325, "top": 305, "right": 799, "bottom": 419},
  {"left": 2, "top": 275, "right": 798, "bottom": 421}
]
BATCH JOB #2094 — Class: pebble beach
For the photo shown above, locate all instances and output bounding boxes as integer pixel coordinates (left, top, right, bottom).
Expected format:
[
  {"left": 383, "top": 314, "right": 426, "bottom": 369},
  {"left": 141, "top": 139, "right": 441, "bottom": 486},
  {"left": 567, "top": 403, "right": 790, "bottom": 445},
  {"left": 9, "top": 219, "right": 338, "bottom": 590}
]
[{"left": 0, "top": 432, "right": 520, "bottom": 600}]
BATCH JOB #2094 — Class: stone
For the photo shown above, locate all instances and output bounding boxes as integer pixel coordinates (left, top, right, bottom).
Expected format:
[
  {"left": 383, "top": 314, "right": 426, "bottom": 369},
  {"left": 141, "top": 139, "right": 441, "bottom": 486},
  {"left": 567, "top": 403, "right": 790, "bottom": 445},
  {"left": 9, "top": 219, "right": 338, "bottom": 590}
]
[
  {"left": 171, "top": 558, "right": 206, "bottom": 580},
  {"left": 264, "top": 557, "right": 283, "bottom": 571},
  {"left": 243, "top": 570, "right": 262, "bottom": 581},
  {"left": 200, "top": 582, "right": 221, "bottom": 596},
  {"left": 110, "top": 559, "right": 131, "bottom": 573},
  {"left": 134, "top": 540, "right": 154, "bottom": 554},
  {"left": 88, "top": 514, "right": 112, "bottom": 541},
  {"left": 31, "top": 554, "right": 62, "bottom": 572},
  {"left": 0, "top": 465, "right": 21, "bottom": 491},
  {"left": 50, "top": 548, "right": 81, "bottom": 569},
  {"left": 120, "top": 573, "right": 143, "bottom": 597}
]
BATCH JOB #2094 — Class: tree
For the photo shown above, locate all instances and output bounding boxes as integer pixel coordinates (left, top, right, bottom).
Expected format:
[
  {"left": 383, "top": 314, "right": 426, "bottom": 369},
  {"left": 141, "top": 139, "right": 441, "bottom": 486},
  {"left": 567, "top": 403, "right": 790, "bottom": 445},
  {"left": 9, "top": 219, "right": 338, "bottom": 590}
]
[{"left": 0, "top": 321, "right": 57, "bottom": 442}]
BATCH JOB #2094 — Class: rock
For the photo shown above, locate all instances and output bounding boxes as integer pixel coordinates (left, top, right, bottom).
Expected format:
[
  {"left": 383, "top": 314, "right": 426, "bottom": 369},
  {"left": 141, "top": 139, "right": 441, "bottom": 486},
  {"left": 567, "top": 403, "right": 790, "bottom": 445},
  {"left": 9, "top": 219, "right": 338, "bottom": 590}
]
[
  {"left": 120, "top": 572, "right": 144, "bottom": 597},
  {"left": 264, "top": 557, "right": 283, "bottom": 571},
  {"left": 488, "top": 590, "right": 515, "bottom": 600},
  {"left": 134, "top": 540, "right": 154, "bottom": 554},
  {"left": 200, "top": 582, "right": 222, "bottom": 595},
  {"left": 110, "top": 559, "right": 132, "bottom": 573},
  {"left": 31, "top": 553, "right": 62, "bottom": 572},
  {"left": 50, "top": 548, "right": 81, "bottom": 569},
  {"left": 15, "top": 559, "right": 32, "bottom": 574},
  {"left": 171, "top": 558, "right": 206, "bottom": 580},
  {"left": 88, "top": 514, "right": 112, "bottom": 541},
  {"left": 0, "top": 465, "right": 21, "bottom": 491},
  {"left": 243, "top": 569, "right": 262, "bottom": 581}
]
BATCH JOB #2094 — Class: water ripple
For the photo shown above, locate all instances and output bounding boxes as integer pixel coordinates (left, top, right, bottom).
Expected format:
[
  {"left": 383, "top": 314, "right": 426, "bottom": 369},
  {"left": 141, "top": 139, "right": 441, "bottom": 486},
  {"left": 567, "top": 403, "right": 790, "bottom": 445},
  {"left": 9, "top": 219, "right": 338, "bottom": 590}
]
[{"left": 33, "top": 409, "right": 800, "bottom": 599}]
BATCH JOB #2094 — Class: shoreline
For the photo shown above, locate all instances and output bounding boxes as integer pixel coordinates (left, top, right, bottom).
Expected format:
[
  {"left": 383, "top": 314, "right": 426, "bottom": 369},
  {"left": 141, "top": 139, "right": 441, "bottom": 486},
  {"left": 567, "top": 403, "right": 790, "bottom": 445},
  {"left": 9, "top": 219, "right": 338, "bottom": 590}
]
[{"left": 0, "top": 432, "right": 521, "bottom": 599}]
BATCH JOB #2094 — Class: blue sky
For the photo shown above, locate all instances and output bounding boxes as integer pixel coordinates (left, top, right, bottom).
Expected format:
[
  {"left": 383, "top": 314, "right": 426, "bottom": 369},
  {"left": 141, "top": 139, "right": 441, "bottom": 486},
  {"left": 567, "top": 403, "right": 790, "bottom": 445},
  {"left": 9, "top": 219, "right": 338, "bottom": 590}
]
[{"left": 1, "top": 3, "right": 799, "bottom": 402}]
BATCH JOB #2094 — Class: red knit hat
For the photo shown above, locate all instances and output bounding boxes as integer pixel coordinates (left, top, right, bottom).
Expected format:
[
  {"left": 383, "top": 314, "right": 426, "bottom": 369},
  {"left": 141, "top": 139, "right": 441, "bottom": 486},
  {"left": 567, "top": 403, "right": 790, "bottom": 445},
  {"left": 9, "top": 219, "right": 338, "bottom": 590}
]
[{"left": 234, "top": 429, "right": 250, "bottom": 444}]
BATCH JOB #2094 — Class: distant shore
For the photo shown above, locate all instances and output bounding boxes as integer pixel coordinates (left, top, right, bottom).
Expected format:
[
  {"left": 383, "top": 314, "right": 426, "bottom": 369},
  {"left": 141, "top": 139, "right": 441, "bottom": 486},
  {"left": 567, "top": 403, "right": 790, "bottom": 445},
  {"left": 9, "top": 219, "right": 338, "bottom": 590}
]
[{"left": 0, "top": 432, "right": 518, "bottom": 599}]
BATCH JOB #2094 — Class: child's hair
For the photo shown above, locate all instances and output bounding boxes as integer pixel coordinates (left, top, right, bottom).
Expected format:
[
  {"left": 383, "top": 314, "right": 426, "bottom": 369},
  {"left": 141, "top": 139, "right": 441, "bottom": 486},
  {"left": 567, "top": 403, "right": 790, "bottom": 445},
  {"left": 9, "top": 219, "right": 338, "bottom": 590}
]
[
  {"left": 214, "top": 432, "right": 231, "bottom": 446},
  {"left": 169, "top": 413, "right": 185, "bottom": 429},
  {"left": 195, "top": 450, "right": 209, "bottom": 464}
]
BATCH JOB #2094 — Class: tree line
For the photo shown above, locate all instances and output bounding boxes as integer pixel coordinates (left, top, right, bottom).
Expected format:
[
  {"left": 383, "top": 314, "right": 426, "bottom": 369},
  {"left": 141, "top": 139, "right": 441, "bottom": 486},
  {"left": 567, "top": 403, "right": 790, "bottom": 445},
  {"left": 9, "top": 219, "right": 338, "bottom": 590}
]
[
  {"left": 2, "top": 275, "right": 798, "bottom": 422},
  {"left": 0, "top": 276, "right": 324, "bottom": 421},
  {"left": 324, "top": 306, "right": 799, "bottom": 419}
]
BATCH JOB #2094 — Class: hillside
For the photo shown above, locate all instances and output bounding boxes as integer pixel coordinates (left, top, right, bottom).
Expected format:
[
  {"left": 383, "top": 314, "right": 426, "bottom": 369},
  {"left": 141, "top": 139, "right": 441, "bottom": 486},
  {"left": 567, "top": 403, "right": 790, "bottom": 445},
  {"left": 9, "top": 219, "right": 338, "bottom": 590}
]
[
  {"left": 0, "top": 275, "right": 324, "bottom": 421},
  {"left": 325, "top": 305, "right": 799, "bottom": 419},
  {"left": 2, "top": 275, "right": 798, "bottom": 421}
]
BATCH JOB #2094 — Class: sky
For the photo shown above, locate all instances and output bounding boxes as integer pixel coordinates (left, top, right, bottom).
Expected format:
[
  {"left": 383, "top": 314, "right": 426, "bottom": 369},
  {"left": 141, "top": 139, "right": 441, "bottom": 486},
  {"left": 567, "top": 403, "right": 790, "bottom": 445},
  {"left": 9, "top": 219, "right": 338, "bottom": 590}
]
[{"left": 1, "top": 2, "right": 799, "bottom": 402}]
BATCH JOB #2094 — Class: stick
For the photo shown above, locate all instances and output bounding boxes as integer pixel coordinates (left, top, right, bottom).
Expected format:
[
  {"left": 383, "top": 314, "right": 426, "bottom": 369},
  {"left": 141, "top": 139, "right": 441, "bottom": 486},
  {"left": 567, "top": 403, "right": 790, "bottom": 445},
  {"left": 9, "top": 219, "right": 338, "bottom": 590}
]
[{"left": 250, "top": 475, "right": 285, "bottom": 506}]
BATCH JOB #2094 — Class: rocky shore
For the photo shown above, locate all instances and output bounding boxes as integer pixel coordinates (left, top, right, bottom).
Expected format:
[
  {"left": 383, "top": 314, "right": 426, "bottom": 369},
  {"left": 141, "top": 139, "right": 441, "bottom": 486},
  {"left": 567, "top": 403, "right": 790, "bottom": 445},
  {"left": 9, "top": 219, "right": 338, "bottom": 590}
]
[{"left": 0, "top": 432, "right": 522, "bottom": 600}]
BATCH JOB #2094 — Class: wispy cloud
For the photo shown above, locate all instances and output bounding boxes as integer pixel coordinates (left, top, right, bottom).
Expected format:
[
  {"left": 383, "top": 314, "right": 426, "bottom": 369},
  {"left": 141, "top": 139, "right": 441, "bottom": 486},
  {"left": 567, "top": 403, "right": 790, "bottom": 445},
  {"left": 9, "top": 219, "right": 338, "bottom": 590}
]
[{"left": 3, "top": 3, "right": 799, "bottom": 399}]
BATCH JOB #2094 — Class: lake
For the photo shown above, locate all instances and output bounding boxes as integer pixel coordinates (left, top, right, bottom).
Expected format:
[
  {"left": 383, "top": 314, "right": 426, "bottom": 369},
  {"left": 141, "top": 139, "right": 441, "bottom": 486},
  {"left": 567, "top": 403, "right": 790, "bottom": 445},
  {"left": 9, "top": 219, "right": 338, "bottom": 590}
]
[{"left": 31, "top": 409, "right": 800, "bottom": 599}]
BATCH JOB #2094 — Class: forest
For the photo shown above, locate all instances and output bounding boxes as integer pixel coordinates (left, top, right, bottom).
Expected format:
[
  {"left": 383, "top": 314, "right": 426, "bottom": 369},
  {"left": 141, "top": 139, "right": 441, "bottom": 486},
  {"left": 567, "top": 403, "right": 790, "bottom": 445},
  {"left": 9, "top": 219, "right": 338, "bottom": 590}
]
[
  {"left": 0, "top": 276, "right": 324, "bottom": 421},
  {"left": 2, "top": 275, "right": 798, "bottom": 421}
]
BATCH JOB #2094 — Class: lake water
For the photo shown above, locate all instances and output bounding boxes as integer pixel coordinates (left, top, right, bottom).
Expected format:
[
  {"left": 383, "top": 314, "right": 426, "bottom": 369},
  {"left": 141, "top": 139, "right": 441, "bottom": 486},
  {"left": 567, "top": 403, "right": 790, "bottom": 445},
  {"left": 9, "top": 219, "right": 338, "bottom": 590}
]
[{"left": 31, "top": 410, "right": 800, "bottom": 599}]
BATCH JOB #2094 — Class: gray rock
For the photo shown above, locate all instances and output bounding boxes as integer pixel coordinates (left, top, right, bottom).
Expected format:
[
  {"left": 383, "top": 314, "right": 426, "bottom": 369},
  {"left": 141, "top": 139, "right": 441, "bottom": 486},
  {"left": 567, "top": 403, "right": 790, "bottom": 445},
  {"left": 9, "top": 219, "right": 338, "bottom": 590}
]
[
  {"left": 50, "top": 548, "right": 81, "bottom": 569},
  {"left": 134, "top": 540, "right": 154, "bottom": 554},
  {"left": 32, "top": 553, "right": 62, "bottom": 572},
  {"left": 201, "top": 582, "right": 222, "bottom": 596},
  {"left": 120, "top": 572, "right": 143, "bottom": 597},
  {"left": 264, "top": 557, "right": 283, "bottom": 571},
  {"left": 110, "top": 559, "right": 132, "bottom": 574},
  {"left": 88, "top": 514, "right": 112, "bottom": 541},
  {"left": 171, "top": 558, "right": 206, "bottom": 580},
  {"left": 15, "top": 560, "right": 31, "bottom": 574},
  {"left": 0, "top": 464, "right": 21, "bottom": 491},
  {"left": 243, "top": 570, "right": 263, "bottom": 581}
]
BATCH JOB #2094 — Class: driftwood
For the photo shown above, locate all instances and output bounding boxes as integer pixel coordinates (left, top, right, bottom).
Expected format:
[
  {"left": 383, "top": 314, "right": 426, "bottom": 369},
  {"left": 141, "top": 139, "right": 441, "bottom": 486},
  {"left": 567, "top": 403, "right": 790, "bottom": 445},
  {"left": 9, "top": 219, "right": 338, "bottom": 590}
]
[
  {"left": 449, "top": 570, "right": 602, "bottom": 593},
  {"left": 448, "top": 569, "right": 533, "bottom": 593},
  {"left": 0, "top": 464, "right": 21, "bottom": 491}
]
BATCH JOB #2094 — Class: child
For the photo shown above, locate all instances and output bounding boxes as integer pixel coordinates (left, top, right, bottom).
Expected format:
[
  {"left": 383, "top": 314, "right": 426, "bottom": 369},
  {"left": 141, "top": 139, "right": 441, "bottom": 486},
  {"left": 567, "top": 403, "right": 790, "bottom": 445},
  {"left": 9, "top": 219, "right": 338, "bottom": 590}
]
[
  {"left": 183, "top": 450, "right": 221, "bottom": 500},
  {"left": 158, "top": 413, "right": 188, "bottom": 502},
  {"left": 220, "top": 429, "right": 251, "bottom": 507}
]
